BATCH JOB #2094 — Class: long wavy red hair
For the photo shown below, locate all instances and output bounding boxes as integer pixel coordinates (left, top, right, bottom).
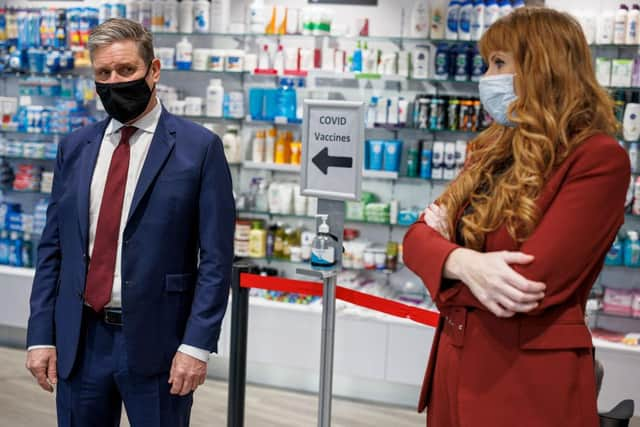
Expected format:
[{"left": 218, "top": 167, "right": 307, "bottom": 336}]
[{"left": 438, "top": 7, "right": 618, "bottom": 250}]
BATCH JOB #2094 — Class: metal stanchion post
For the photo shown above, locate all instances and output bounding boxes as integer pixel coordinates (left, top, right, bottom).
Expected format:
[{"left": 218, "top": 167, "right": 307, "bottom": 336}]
[{"left": 227, "top": 262, "right": 253, "bottom": 427}]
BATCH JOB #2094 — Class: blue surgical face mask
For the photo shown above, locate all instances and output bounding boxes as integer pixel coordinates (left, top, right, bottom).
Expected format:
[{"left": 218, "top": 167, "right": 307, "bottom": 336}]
[{"left": 479, "top": 73, "right": 518, "bottom": 127}]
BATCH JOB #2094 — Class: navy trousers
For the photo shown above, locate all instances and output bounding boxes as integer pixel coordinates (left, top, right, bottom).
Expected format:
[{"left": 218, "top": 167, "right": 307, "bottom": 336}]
[{"left": 56, "top": 308, "right": 193, "bottom": 427}]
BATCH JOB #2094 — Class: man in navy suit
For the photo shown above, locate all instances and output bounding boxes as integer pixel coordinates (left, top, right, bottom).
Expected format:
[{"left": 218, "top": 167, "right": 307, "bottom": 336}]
[{"left": 25, "top": 18, "right": 235, "bottom": 426}]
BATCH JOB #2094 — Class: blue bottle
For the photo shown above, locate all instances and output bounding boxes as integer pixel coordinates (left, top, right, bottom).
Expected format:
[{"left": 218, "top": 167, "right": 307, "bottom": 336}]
[
  {"left": 352, "top": 40, "right": 363, "bottom": 73},
  {"left": 624, "top": 231, "right": 640, "bottom": 267},
  {"left": 434, "top": 44, "right": 450, "bottom": 80},
  {"left": 420, "top": 147, "right": 433, "bottom": 179},
  {"left": 454, "top": 44, "right": 470, "bottom": 81},
  {"left": 8, "top": 231, "right": 22, "bottom": 267},
  {"left": 606, "top": 235, "right": 624, "bottom": 266},
  {"left": 0, "top": 230, "right": 9, "bottom": 265},
  {"left": 470, "top": 45, "right": 485, "bottom": 82}
]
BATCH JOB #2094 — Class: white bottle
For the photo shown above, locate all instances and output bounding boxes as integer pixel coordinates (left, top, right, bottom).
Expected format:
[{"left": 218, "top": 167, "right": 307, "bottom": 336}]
[
  {"left": 126, "top": 0, "right": 140, "bottom": 22},
  {"left": 634, "top": 176, "right": 640, "bottom": 215},
  {"left": 206, "top": 79, "right": 224, "bottom": 117},
  {"left": 210, "top": 0, "right": 230, "bottom": 33},
  {"left": 615, "top": 4, "right": 629, "bottom": 45},
  {"left": 164, "top": 0, "right": 178, "bottom": 32},
  {"left": 193, "top": 0, "right": 211, "bottom": 33},
  {"left": 179, "top": 0, "right": 194, "bottom": 33},
  {"left": 446, "top": 0, "right": 461, "bottom": 40},
  {"left": 458, "top": 0, "right": 472, "bottom": 41},
  {"left": 258, "top": 44, "right": 271, "bottom": 70},
  {"left": 578, "top": 12, "right": 597, "bottom": 45},
  {"left": 470, "top": 0, "right": 485, "bottom": 41},
  {"left": 484, "top": 0, "right": 500, "bottom": 33},
  {"left": 273, "top": 45, "right": 284, "bottom": 75},
  {"left": 99, "top": 0, "right": 112, "bottom": 24},
  {"left": 497, "top": 0, "right": 512, "bottom": 19},
  {"left": 248, "top": 0, "right": 266, "bottom": 34},
  {"left": 430, "top": 0, "right": 446, "bottom": 39},
  {"left": 138, "top": 0, "right": 152, "bottom": 29},
  {"left": 151, "top": 0, "right": 165, "bottom": 32},
  {"left": 411, "top": 0, "right": 430, "bottom": 38},
  {"left": 627, "top": 4, "right": 640, "bottom": 44},
  {"left": 175, "top": 36, "right": 193, "bottom": 69},
  {"left": 598, "top": 12, "right": 615, "bottom": 44}
]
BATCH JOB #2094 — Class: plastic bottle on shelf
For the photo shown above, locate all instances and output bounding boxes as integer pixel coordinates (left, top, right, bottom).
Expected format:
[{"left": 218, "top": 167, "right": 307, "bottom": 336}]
[
  {"left": 222, "top": 125, "right": 242, "bottom": 163},
  {"left": 175, "top": 36, "right": 192, "bottom": 69},
  {"left": 248, "top": 221, "right": 267, "bottom": 258},
  {"left": 206, "top": 78, "right": 224, "bottom": 117},
  {"left": 624, "top": 230, "right": 640, "bottom": 266},
  {"left": 265, "top": 127, "right": 276, "bottom": 163},
  {"left": 247, "top": 0, "right": 266, "bottom": 34},
  {"left": 8, "top": 231, "right": 22, "bottom": 267},
  {"left": 193, "top": 0, "right": 211, "bottom": 33},
  {"left": 139, "top": 0, "right": 153, "bottom": 29},
  {"left": 164, "top": 0, "right": 179, "bottom": 33},
  {"left": 126, "top": 0, "right": 140, "bottom": 22},
  {"left": 411, "top": 0, "right": 430, "bottom": 38},
  {"left": 210, "top": 0, "right": 230, "bottom": 34},
  {"left": 627, "top": 4, "right": 640, "bottom": 44},
  {"left": 258, "top": 44, "right": 271, "bottom": 70},
  {"left": 615, "top": 4, "right": 629, "bottom": 45},
  {"left": 179, "top": 0, "right": 194, "bottom": 33},
  {"left": 99, "top": 0, "right": 112, "bottom": 24},
  {"left": 352, "top": 40, "right": 363, "bottom": 72},
  {"left": 458, "top": 0, "right": 472, "bottom": 41},
  {"left": 497, "top": 0, "right": 512, "bottom": 19},
  {"left": 0, "top": 230, "right": 9, "bottom": 265},
  {"left": 252, "top": 129, "right": 266, "bottom": 162},
  {"left": 484, "top": 0, "right": 500, "bottom": 33},
  {"left": 151, "top": 0, "right": 165, "bottom": 32},
  {"left": 430, "top": 0, "right": 446, "bottom": 39},
  {"left": 21, "top": 233, "right": 32, "bottom": 269},
  {"left": 446, "top": 0, "right": 461, "bottom": 40},
  {"left": 273, "top": 45, "right": 284, "bottom": 75},
  {"left": 597, "top": 12, "right": 615, "bottom": 44},
  {"left": 634, "top": 176, "right": 640, "bottom": 215},
  {"left": 470, "top": 0, "right": 485, "bottom": 41}
]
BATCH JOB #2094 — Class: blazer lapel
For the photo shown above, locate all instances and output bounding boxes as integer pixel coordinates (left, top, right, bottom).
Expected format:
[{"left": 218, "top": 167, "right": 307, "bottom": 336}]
[
  {"left": 77, "top": 119, "right": 110, "bottom": 252},
  {"left": 125, "top": 108, "right": 176, "bottom": 230}
]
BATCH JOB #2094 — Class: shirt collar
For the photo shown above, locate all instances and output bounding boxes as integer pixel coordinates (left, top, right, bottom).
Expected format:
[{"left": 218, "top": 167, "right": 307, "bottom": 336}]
[{"left": 105, "top": 97, "right": 162, "bottom": 137}]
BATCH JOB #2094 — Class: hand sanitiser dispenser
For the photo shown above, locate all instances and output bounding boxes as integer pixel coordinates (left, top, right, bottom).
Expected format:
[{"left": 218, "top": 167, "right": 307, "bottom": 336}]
[{"left": 311, "top": 215, "right": 339, "bottom": 270}]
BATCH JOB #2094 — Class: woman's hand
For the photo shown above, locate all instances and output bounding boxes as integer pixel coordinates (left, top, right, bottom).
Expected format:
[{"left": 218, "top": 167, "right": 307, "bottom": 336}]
[
  {"left": 444, "top": 248, "right": 546, "bottom": 317},
  {"left": 424, "top": 203, "right": 450, "bottom": 240}
]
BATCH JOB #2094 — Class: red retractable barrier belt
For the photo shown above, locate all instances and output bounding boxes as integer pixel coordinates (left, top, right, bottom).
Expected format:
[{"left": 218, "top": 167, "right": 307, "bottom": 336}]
[{"left": 240, "top": 273, "right": 439, "bottom": 327}]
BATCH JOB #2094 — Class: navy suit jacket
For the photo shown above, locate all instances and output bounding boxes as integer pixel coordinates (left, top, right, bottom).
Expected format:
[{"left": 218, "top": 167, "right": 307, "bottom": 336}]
[{"left": 26, "top": 107, "right": 236, "bottom": 379}]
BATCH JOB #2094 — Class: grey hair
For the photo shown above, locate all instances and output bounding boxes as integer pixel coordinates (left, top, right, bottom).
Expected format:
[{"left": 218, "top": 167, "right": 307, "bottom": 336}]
[{"left": 88, "top": 18, "right": 154, "bottom": 65}]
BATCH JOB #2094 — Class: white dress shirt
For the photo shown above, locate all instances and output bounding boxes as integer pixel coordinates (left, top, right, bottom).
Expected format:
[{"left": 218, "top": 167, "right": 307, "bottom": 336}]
[{"left": 29, "top": 99, "right": 210, "bottom": 364}]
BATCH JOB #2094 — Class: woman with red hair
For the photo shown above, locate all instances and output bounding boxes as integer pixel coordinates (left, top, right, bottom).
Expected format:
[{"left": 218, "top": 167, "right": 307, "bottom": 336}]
[{"left": 403, "top": 7, "right": 630, "bottom": 427}]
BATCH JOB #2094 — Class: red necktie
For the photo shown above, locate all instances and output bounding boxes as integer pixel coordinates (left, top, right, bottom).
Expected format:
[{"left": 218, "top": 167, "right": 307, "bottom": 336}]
[{"left": 84, "top": 126, "right": 137, "bottom": 312}]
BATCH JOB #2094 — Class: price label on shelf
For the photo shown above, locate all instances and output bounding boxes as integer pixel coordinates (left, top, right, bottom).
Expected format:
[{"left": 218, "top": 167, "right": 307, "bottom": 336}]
[
  {"left": 301, "top": 100, "right": 364, "bottom": 201},
  {"left": 19, "top": 96, "right": 32, "bottom": 106}
]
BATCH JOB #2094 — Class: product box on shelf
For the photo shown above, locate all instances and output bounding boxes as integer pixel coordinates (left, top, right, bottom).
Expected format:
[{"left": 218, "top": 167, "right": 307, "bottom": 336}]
[{"left": 603, "top": 286, "right": 634, "bottom": 316}]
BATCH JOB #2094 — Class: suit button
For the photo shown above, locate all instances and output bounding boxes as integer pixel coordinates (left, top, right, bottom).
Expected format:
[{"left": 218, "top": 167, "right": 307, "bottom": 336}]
[{"left": 77, "top": 291, "right": 84, "bottom": 301}]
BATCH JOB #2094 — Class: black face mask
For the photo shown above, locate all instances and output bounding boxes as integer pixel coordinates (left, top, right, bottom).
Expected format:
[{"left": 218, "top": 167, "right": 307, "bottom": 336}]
[{"left": 95, "top": 65, "right": 154, "bottom": 124}]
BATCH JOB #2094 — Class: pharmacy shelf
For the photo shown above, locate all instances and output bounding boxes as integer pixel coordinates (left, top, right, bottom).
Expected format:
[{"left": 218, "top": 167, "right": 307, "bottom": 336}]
[
  {"left": 0, "top": 265, "right": 35, "bottom": 279},
  {"left": 0, "top": 154, "right": 56, "bottom": 161},
  {"left": 241, "top": 256, "right": 402, "bottom": 276},
  {"left": 594, "top": 310, "right": 640, "bottom": 322},
  {"left": 244, "top": 117, "right": 302, "bottom": 126},
  {"left": 161, "top": 68, "right": 247, "bottom": 76},
  {"left": 593, "top": 337, "right": 640, "bottom": 355},
  {"left": 0, "top": 129, "right": 66, "bottom": 137},
  {"left": 1, "top": 189, "right": 50, "bottom": 197},
  {"left": 1, "top": 69, "right": 92, "bottom": 78},
  {"left": 362, "top": 170, "right": 398, "bottom": 180},
  {"left": 242, "top": 161, "right": 300, "bottom": 173},
  {"left": 236, "top": 209, "right": 411, "bottom": 228},
  {"left": 180, "top": 115, "right": 243, "bottom": 123}
]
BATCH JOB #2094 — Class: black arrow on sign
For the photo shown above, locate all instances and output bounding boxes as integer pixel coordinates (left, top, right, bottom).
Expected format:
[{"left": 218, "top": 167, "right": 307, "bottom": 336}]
[{"left": 312, "top": 147, "right": 353, "bottom": 175}]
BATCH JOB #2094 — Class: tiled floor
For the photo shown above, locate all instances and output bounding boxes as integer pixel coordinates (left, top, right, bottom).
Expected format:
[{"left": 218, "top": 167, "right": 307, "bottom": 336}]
[{"left": 2, "top": 346, "right": 637, "bottom": 427}]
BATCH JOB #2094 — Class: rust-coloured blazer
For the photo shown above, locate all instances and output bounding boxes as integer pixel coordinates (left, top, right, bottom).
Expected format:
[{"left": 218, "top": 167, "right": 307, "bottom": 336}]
[{"left": 403, "top": 134, "right": 630, "bottom": 427}]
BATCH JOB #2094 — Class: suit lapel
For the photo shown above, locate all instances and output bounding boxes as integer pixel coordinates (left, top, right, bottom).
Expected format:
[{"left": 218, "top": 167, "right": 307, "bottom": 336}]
[
  {"left": 125, "top": 108, "right": 176, "bottom": 229},
  {"left": 77, "top": 119, "right": 110, "bottom": 252}
]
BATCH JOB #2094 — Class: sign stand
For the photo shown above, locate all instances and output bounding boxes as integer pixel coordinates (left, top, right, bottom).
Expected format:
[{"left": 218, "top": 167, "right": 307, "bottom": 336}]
[{"left": 298, "top": 100, "right": 364, "bottom": 427}]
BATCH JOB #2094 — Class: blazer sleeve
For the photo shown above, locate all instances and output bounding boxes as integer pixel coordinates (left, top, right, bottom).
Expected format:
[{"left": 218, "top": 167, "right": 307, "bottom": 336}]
[
  {"left": 405, "top": 137, "right": 630, "bottom": 314},
  {"left": 180, "top": 133, "right": 235, "bottom": 353},
  {"left": 26, "top": 139, "right": 65, "bottom": 347}
]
